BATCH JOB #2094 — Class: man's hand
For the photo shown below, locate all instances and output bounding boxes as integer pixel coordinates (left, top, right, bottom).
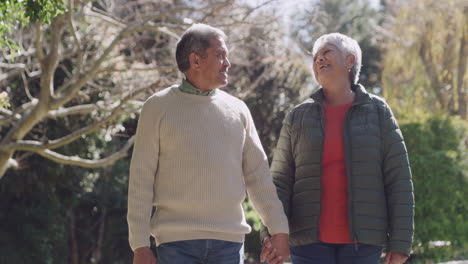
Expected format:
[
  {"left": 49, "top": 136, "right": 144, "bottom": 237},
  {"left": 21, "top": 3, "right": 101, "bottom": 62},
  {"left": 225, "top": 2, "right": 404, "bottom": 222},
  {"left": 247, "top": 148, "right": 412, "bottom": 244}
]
[
  {"left": 260, "top": 237, "right": 278, "bottom": 264},
  {"left": 384, "top": 251, "right": 409, "bottom": 264},
  {"left": 260, "top": 233, "right": 289, "bottom": 264},
  {"left": 133, "top": 247, "right": 156, "bottom": 264}
]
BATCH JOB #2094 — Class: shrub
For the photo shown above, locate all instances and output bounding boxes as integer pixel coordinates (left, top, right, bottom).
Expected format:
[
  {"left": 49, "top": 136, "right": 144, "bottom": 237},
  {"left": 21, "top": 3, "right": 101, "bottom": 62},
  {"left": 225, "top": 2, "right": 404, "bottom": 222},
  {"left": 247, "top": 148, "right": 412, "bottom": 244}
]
[{"left": 400, "top": 115, "right": 468, "bottom": 262}]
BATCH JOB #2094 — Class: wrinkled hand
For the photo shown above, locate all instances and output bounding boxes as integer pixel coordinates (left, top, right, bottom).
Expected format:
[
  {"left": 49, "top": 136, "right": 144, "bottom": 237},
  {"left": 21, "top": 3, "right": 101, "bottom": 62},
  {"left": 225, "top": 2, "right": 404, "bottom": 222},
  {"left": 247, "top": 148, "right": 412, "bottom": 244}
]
[
  {"left": 384, "top": 252, "right": 409, "bottom": 264},
  {"left": 260, "top": 233, "right": 289, "bottom": 264},
  {"left": 133, "top": 247, "right": 157, "bottom": 264}
]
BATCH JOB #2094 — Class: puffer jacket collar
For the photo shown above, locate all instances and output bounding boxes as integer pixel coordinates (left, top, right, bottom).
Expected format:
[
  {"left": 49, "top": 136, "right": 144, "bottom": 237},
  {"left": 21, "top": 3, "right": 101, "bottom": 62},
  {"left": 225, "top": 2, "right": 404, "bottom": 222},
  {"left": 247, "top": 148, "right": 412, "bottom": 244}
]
[{"left": 310, "top": 84, "right": 372, "bottom": 105}]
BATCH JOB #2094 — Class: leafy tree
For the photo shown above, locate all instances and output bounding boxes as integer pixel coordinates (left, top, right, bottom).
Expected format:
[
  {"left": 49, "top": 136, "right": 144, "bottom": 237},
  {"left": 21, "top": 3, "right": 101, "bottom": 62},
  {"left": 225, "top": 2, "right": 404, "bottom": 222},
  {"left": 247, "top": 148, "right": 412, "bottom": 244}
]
[
  {"left": 400, "top": 114, "right": 468, "bottom": 262},
  {"left": 0, "top": 0, "right": 303, "bottom": 179},
  {"left": 0, "top": 0, "right": 186, "bottom": 178},
  {"left": 381, "top": 0, "right": 467, "bottom": 119},
  {"left": 0, "top": 0, "right": 65, "bottom": 49}
]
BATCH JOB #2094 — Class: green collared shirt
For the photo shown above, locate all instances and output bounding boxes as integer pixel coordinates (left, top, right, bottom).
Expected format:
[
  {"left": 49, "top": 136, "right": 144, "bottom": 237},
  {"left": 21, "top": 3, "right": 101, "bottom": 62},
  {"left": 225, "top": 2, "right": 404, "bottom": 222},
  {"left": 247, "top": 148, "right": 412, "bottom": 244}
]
[{"left": 178, "top": 79, "right": 216, "bottom": 96}]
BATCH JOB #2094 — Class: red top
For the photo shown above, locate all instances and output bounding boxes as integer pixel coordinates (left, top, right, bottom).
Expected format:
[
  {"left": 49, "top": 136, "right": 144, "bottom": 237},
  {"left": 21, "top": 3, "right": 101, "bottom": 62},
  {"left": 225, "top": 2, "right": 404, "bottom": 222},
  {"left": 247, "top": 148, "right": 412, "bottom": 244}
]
[{"left": 319, "top": 101, "right": 353, "bottom": 244}]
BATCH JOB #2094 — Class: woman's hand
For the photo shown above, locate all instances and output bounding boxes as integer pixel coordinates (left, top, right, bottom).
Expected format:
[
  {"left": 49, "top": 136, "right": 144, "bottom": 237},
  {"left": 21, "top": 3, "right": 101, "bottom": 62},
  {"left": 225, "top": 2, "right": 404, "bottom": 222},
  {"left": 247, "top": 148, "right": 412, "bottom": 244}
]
[{"left": 384, "top": 251, "right": 409, "bottom": 264}]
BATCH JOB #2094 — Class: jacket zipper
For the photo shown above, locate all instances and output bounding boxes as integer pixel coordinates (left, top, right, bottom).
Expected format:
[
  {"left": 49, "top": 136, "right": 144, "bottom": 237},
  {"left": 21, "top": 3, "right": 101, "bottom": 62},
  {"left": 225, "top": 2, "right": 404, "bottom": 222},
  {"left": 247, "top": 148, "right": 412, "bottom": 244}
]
[
  {"left": 317, "top": 104, "right": 325, "bottom": 239},
  {"left": 344, "top": 105, "right": 357, "bottom": 244}
]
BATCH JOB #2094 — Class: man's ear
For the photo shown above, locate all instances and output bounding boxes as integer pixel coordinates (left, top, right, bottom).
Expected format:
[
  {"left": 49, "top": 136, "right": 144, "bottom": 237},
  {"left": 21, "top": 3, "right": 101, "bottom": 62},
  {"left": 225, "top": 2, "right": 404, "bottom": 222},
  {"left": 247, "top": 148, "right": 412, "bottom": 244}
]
[
  {"left": 189, "top": 52, "right": 201, "bottom": 70},
  {"left": 346, "top": 54, "right": 356, "bottom": 69}
]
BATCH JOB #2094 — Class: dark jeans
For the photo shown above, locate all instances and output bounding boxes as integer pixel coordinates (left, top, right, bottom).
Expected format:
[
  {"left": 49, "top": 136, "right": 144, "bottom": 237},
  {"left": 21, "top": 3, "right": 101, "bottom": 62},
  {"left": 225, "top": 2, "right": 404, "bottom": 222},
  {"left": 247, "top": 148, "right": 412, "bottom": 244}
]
[
  {"left": 156, "top": 239, "right": 244, "bottom": 264},
  {"left": 290, "top": 242, "right": 383, "bottom": 264}
]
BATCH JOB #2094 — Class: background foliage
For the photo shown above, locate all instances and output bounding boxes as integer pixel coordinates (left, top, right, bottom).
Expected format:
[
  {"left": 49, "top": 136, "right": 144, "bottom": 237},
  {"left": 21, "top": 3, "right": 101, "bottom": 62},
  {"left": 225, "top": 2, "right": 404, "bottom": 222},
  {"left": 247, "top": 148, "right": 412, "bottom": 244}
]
[
  {"left": 0, "top": 0, "right": 65, "bottom": 49},
  {"left": 400, "top": 115, "right": 468, "bottom": 263},
  {"left": 0, "top": 0, "right": 466, "bottom": 263}
]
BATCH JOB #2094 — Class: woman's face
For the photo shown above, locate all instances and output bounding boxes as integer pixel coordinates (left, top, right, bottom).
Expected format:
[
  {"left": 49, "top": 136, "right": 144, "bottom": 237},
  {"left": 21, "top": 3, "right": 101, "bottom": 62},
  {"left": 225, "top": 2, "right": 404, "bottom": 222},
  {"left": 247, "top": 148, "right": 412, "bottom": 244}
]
[{"left": 312, "top": 43, "right": 353, "bottom": 86}]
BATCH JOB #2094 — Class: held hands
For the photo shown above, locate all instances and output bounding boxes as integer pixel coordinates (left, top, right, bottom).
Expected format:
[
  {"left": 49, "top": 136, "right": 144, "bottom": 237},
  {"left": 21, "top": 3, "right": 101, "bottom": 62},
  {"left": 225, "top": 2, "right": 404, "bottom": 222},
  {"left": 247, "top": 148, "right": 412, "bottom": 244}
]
[
  {"left": 384, "top": 252, "right": 409, "bottom": 264},
  {"left": 133, "top": 247, "right": 157, "bottom": 264},
  {"left": 260, "top": 233, "right": 290, "bottom": 264}
]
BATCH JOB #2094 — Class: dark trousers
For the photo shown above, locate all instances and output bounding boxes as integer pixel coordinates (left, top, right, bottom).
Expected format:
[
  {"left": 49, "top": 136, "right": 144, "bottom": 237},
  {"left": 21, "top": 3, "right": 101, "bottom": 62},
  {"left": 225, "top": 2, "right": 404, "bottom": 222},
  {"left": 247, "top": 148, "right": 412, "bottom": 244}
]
[{"left": 290, "top": 242, "right": 383, "bottom": 264}]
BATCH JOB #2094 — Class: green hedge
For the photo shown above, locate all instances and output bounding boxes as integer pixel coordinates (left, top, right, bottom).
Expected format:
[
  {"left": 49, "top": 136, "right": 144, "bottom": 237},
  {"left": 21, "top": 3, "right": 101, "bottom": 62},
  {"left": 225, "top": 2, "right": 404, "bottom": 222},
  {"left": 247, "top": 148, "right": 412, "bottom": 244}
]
[{"left": 400, "top": 115, "right": 468, "bottom": 262}]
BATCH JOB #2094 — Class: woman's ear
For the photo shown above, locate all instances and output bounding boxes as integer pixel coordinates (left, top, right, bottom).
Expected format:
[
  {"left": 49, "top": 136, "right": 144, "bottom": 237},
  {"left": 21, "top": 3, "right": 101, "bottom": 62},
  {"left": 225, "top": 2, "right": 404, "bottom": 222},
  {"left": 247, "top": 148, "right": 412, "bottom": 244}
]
[{"left": 346, "top": 54, "right": 356, "bottom": 69}]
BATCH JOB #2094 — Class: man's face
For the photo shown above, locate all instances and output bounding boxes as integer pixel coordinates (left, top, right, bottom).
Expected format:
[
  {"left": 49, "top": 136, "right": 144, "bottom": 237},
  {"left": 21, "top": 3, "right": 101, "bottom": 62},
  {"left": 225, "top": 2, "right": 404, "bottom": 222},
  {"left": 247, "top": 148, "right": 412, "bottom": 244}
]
[{"left": 197, "top": 37, "right": 231, "bottom": 90}]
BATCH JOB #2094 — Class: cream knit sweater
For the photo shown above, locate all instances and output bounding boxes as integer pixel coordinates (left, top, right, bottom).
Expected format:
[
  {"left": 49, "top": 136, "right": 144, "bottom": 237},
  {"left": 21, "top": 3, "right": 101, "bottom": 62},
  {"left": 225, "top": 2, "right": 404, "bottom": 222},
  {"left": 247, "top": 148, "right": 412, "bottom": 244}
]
[{"left": 127, "top": 85, "right": 289, "bottom": 250}]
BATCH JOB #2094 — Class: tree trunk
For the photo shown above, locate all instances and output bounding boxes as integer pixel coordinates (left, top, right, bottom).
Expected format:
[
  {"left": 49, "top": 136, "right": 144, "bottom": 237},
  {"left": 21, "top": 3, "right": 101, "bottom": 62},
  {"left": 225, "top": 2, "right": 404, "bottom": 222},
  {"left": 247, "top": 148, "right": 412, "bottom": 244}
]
[
  {"left": 0, "top": 150, "right": 14, "bottom": 178},
  {"left": 457, "top": 8, "right": 467, "bottom": 119},
  {"left": 68, "top": 208, "right": 80, "bottom": 264},
  {"left": 91, "top": 208, "right": 107, "bottom": 264}
]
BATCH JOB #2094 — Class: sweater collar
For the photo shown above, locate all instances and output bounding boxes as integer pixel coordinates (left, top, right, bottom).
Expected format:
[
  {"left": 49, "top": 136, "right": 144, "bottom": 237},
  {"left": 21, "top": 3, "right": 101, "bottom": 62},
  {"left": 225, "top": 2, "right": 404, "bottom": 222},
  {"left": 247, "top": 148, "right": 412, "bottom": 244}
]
[
  {"left": 310, "top": 84, "right": 371, "bottom": 105},
  {"left": 179, "top": 79, "right": 216, "bottom": 96}
]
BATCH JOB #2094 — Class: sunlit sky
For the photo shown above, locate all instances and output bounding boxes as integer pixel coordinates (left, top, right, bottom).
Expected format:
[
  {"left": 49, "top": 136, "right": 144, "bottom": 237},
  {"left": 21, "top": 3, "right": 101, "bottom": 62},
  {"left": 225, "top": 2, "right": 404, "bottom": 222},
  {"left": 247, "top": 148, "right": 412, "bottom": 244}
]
[{"left": 243, "top": 0, "right": 381, "bottom": 26}]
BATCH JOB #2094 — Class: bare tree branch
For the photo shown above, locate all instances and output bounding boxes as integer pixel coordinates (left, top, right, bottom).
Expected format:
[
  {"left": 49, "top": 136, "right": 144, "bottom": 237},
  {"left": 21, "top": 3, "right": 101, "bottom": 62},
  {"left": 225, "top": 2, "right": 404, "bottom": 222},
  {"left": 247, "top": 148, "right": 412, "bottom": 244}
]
[
  {"left": 67, "top": 0, "right": 84, "bottom": 76},
  {"left": 6, "top": 83, "right": 153, "bottom": 152},
  {"left": 238, "top": 66, "right": 270, "bottom": 99},
  {"left": 0, "top": 62, "right": 27, "bottom": 69},
  {"left": 52, "top": 17, "right": 176, "bottom": 110},
  {"left": 34, "top": 135, "right": 134, "bottom": 168},
  {"left": 86, "top": 6, "right": 126, "bottom": 28},
  {"left": 1, "top": 0, "right": 248, "bottom": 178},
  {"left": 0, "top": 108, "right": 20, "bottom": 126},
  {"left": 0, "top": 68, "right": 24, "bottom": 82},
  {"left": 419, "top": 30, "right": 446, "bottom": 109},
  {"left": 97, "top": 65, "right": 176, "bottom": 75},
  {"left": 35, "top": 23, "right": 44, "bottom": 61},
  {"left": 40, "top": 14, "right": 67, "bottom": 101},
  {"left": 240, "top": 0, "right": 277, "bottom": 21},
  {"left": 0, "top": 61, "right": 41, "bottom": 83},
  {"left": 0, "top": 102, "right": 37, "bottom": 128},
  {"left": 0, "top": 15, "right": 68, "bottom": 148},
  {"left": 0, "top": 108, "right": 14, "bottom": 116},
  {"left": 48, "top": 104, "right": 99, "bottom": 118},
  {"left": 2, "top": 49, "right": 36, "bottom": 61},
  {"left": 457, "top": 8, "right": 467, "bottom": 119},
  {"left": 21, "top": 72, "right": 35, "bottom": 101},
  {"left": 11, "top": 100, "right": 38, "bottom": 117}
]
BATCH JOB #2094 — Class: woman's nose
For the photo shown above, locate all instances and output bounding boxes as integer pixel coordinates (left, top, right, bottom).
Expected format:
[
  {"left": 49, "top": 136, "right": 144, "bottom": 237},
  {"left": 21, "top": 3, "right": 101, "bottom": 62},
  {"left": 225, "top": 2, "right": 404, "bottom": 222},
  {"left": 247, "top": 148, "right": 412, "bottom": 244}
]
[{"left": 316, "top": 54, "right": 324, "bottom": 62}]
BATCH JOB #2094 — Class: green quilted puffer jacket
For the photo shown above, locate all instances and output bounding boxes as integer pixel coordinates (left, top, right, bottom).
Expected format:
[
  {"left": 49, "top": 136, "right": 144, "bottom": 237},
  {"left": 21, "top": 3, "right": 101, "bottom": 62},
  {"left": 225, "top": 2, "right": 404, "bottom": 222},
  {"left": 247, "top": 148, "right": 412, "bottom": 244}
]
[{"left": 263, "top": 84, "right": 414, "bottom": 255}]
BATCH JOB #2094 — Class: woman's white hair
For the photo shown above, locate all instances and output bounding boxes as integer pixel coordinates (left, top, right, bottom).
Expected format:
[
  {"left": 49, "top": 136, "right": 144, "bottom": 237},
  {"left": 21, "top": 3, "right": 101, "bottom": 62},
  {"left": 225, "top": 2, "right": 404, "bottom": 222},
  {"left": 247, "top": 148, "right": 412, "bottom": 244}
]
[{"left": 311, "top": 33, "right": 362, "bottom": 84}]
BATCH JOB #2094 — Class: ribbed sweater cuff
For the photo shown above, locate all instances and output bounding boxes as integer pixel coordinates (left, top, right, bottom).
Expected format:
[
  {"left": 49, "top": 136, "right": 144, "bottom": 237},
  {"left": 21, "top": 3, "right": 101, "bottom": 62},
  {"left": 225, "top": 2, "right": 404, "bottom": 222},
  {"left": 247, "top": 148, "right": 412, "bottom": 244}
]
[
  {"left": 265, "top": 220, "right": 289, "bottom": 235},
  {"left": 129, "top": 232, "right": 151, "bottom": 251}
]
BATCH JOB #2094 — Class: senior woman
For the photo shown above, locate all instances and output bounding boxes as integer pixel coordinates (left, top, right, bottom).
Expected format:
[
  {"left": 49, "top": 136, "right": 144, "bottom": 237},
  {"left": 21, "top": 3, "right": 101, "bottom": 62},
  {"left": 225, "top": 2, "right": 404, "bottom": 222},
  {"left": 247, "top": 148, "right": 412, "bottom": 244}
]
[{"left": 260, "top": 33, "right": 414, "bottom": 264}]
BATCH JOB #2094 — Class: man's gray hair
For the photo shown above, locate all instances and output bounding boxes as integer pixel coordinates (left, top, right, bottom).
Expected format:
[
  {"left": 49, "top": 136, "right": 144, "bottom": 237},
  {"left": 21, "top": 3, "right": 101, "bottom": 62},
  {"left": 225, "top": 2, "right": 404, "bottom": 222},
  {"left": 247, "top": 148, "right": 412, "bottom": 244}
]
[
  {"left": 176, "top": 23, "right": 226, "bottom": 73},
  {"left": 311, "top": 33, "right": 362, "bottom": 84}
]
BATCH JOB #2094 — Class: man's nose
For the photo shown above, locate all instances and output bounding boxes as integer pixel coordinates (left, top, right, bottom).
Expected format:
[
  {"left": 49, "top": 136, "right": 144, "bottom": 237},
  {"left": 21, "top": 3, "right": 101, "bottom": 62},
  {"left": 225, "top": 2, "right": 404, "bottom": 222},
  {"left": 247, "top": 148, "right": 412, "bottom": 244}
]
[{"left": 224, "top": 57, "right": 231, "bottom": 68}]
